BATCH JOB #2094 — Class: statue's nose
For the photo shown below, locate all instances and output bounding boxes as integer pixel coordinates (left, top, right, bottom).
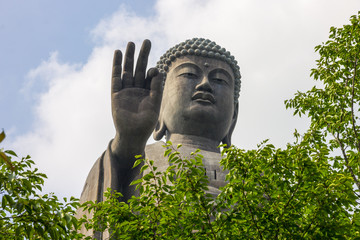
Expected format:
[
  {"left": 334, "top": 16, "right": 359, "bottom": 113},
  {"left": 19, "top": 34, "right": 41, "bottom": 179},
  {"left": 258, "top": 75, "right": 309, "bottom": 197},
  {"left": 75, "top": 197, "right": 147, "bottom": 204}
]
[{"left": 195, "top": 76, "right": 213, "bottom": 93}]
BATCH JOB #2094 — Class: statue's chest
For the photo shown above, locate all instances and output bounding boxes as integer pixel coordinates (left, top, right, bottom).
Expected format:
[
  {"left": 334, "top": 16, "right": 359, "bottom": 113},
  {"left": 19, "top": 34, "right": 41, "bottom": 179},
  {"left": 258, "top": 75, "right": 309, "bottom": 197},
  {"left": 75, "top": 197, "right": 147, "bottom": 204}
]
[{"left": 144, "top": 142, "right": 228, "bottom": 196}]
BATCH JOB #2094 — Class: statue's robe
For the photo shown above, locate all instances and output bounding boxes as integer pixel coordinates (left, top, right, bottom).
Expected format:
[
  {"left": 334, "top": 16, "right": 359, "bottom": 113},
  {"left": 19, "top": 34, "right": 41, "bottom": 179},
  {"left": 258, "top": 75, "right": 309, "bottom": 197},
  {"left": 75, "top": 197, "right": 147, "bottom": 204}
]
[{"left": 76, "top": 141, "right": 228, "bottom": 238}]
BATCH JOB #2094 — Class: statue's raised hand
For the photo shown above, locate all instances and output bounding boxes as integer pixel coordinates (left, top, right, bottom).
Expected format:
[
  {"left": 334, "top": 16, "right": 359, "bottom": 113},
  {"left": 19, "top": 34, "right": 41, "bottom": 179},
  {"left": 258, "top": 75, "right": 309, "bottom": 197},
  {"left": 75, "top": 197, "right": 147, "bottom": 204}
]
[{"left": 110, "top": 40, "right": 163, "bottom": 161}]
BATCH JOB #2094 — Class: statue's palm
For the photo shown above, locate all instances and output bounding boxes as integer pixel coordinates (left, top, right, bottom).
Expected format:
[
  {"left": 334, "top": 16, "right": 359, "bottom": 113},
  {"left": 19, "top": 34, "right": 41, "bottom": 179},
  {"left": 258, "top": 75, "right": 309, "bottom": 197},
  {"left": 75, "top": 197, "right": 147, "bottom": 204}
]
[
  {"left": 112, "top": 87, "right": 162, "bottom": 139},
  {"left": 111, "top": 40, "right": 163, "bottom": 145}
]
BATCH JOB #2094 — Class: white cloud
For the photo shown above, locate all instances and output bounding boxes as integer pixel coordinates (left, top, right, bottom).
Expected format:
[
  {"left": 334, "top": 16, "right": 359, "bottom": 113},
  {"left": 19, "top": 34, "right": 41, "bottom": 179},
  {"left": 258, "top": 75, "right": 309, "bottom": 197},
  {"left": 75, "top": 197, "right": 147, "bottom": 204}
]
[{"left": 11, "top": 0, "right": 360, "bottom": 199}]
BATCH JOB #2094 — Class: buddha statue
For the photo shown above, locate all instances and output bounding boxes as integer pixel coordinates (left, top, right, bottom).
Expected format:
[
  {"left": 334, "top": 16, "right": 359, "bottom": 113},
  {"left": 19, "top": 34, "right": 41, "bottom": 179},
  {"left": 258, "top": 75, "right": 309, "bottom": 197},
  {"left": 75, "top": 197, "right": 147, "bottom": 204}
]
[{"left": 77, "top": 38, "right": 241, "bottom": 238}]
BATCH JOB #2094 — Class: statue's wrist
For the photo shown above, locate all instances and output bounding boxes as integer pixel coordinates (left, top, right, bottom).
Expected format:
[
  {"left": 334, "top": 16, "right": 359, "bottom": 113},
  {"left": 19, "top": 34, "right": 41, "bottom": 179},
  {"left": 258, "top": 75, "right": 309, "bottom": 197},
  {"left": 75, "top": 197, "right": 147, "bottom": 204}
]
[{"left": 110, "top": 133, "right": 146, "bottom": 160}]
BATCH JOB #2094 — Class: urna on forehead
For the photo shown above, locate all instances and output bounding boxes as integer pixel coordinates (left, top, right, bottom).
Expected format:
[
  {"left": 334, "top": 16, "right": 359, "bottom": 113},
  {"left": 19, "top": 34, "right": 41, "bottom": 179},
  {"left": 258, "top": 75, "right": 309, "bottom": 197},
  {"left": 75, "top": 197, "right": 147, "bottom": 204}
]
[{"left": 156, "top": 38, "right": 242, "bottom": 103}]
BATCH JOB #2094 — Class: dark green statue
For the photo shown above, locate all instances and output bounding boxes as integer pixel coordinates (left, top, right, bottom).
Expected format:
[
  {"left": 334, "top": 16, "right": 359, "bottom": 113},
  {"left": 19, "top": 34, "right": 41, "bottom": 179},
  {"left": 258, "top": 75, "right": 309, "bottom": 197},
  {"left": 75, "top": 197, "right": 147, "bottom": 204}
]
[{"left": 77, "top": 38, "right": 241, "bottom": 238}]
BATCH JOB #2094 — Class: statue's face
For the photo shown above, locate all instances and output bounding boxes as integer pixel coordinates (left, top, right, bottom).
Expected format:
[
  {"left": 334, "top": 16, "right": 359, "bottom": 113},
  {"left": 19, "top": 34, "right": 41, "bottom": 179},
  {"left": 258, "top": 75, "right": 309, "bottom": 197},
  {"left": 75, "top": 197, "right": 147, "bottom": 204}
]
[{"left": 160, "top": 55, "right": 235, "bottom": 142}]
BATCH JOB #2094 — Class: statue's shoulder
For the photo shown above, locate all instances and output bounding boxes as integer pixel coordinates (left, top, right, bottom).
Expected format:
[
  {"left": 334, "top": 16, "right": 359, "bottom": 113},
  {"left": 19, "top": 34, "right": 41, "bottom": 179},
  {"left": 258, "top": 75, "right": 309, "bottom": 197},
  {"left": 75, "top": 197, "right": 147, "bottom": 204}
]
[
  {"left": 145, "top": 141, "right": 166, "bottom": 157},
  {"left": 144, "top": 141, "right": 170, "bottom": 172},
  {"left": 79, "top": 151, "right": 107, "bottom": 203}
]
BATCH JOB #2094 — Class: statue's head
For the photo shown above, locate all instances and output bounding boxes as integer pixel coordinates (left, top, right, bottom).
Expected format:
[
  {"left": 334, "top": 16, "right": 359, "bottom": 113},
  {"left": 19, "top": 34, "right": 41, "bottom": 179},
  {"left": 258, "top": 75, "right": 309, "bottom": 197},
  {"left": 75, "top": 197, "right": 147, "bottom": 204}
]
[{"left": 153, "top": 38, "right": 241, "bottom": 147}]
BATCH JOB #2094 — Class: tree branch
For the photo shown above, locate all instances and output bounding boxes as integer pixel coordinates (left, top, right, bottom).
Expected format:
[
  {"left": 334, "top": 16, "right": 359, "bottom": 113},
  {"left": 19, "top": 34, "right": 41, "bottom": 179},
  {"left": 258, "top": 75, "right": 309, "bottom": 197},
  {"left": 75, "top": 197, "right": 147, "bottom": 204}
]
[
  {"left": 350, "top": 54, "right": 360, "bottom": 152},
  {"left": 335, "top": 132, "right": 360, "bottom": 191},
  {"left": 242, "top": 182, "right": 263, "bottom": 239}
]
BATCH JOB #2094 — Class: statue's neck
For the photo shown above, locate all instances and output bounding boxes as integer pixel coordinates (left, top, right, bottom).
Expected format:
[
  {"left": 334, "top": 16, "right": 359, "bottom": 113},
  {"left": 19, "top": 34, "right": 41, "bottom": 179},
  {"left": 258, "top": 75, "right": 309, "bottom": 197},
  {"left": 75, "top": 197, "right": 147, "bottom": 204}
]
[{"left": 166, "top": 133, "right": 220, "bottom": 153}]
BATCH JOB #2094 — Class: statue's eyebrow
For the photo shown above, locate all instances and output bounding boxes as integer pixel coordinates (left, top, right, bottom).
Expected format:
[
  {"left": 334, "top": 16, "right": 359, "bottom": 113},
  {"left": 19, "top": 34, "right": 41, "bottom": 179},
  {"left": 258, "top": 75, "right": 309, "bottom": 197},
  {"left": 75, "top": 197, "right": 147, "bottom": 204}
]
[{"left": 173, "top": 62, "right": 202, "bottom": 74}]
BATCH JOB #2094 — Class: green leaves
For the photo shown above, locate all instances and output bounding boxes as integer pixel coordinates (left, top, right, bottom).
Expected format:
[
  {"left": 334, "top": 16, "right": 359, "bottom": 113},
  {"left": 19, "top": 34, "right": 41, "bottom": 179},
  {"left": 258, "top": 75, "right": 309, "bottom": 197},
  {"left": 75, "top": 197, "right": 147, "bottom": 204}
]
[
  {"left": 287, "top": 11, "right": 360, "bottom": 193},
  {"left": 282, "top": 11, "right": 360, "bottom": 238},
  {"left": 0, "top": 130, "right": 5, "bottom": 143},
  {"left": 220, "top": 129, "right": 360, "bottom": 238},
  {"left": 81, "top": 143, "right": 216, "bottom": 239},
  {"left": 81, "top": 137, "right": 360, "bottom": 239},
  {"left": 0, "top": 131, "right": 83, "bottom": 239}
]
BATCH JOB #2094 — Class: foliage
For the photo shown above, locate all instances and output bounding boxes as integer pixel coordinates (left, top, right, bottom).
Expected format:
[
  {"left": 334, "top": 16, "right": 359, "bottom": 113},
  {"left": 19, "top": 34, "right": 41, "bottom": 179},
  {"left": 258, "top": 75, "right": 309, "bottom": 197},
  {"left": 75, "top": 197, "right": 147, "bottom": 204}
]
[
  {"left": 83, "top": 146, "right": 216, "bottom": 239},
  {"left": 83, "top": 12, "right": 360, "bottom": 239},
  {"left": 220, "top": 134, "right": 359, "bottom": 239},
  {"left": 0, "top": 131, "right": 84, "bottom": 240},
  {"left": 83, "top": 139, "right": 360, "bottom": 239},
  {"left": 285, "top": 11, "right": 360, "bottom": 192}
]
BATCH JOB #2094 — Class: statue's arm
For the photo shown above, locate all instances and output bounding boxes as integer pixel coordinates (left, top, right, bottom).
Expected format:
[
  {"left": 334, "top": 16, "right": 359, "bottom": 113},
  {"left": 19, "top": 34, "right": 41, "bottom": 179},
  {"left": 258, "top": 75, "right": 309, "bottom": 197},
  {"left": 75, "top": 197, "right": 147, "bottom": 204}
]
[
  {"left": 107, "top": 40, "right": 163, "bottom": 201},
  {"left": 80, "top": 40, "right": 163, "bottom": 204},
  {"left": 109, "top": 40, "right": 163, "bottom": 169}
]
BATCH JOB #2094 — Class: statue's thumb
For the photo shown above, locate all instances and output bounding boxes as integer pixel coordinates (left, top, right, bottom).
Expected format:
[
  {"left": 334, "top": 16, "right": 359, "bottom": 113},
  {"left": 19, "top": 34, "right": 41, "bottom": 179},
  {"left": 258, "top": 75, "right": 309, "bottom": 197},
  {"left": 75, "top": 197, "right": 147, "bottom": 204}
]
[{"left": 150, "top": 71, "right": 164, "bottom": 102}]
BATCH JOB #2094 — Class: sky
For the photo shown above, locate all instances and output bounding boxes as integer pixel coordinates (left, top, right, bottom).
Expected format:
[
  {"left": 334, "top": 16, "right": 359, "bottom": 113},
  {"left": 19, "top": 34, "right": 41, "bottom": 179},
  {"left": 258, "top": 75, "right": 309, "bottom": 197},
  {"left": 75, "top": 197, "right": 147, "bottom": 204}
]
[{"left": 1, "top": 0, "right": 359, "bottom": 200}]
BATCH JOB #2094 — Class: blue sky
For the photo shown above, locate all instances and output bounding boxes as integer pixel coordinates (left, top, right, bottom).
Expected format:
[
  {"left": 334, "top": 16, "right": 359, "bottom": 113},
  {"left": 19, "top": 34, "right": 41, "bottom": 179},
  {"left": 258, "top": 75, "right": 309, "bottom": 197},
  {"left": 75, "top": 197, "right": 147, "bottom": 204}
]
[
  {"left": 1, "top": 0, "right": 359, "bottom": 199},
  {"left": 1, "top": 0, "right": 155, "bottom": 134}
]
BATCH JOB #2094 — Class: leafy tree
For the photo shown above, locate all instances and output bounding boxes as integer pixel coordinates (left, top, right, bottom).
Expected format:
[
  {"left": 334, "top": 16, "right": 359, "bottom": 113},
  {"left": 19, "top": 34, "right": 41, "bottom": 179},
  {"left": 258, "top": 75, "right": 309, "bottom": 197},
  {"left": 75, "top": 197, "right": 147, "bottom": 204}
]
[
  {"left": 83, "top": 146, "right": 217, "bottom": 239},
  {"left": 286, "top": 11, "right": 360, "bottom": 192},
  {"left": 83, "top": 12, "right": 360, "bottom": 239},
  {"left": 82, "top": 140, "right": 360, "bottom": 239},
  {"left": 0, "top": 131, "right": 84, "bottom": 239}
]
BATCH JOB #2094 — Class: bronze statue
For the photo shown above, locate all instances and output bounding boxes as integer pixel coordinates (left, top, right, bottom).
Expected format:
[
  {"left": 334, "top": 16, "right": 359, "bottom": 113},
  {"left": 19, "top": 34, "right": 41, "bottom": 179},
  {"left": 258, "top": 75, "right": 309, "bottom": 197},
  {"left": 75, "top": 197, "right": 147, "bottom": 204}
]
[{"left": 78, "top": 38, "right": 241, "bottom": 238}]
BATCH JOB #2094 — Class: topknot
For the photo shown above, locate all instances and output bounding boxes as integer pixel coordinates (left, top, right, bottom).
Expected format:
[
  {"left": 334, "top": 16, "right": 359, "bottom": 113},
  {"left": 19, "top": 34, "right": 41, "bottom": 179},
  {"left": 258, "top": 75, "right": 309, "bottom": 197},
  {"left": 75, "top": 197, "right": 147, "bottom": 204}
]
[{"left": 156, "top": 38, "right": 241, "bottom": 104}]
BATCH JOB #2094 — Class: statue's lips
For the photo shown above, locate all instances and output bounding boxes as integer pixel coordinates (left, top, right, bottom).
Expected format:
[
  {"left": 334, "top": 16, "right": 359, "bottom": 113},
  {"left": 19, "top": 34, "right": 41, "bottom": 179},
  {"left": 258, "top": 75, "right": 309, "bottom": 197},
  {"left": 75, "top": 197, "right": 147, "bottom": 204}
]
[{"left": 191, "top": 92, "right": 216, "bottom": 104}]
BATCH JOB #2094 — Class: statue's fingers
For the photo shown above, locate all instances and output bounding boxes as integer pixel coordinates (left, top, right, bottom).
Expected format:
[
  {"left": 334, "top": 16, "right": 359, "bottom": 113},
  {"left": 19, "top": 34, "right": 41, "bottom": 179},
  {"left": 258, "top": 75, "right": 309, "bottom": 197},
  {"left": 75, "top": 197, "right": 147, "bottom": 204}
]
[
  {"left": 134, "top": 39, "right": 151, "bottom": 88},
  {"left": 145, "top": 67, "right": 159, "bottom": 90},
  {"left": 149, "top": 71, "right": 164, "bottom": 106},
  {"left": 111, "top": 50, "right": 122, "bottom": 93},
  {"left": 123, "top": 42, "right": 135, "bottom": 87}
]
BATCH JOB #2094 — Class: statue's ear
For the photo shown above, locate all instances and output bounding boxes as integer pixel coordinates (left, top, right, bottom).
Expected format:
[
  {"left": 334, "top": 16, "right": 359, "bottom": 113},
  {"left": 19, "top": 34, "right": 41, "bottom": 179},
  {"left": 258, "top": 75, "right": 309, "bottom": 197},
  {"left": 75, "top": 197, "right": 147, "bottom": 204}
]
[
  {"left": 153, "top": 118, "right": 167, "bottom": 141},
  {"left": 222, "top": 102, "right": 239, "bottom": 147}
]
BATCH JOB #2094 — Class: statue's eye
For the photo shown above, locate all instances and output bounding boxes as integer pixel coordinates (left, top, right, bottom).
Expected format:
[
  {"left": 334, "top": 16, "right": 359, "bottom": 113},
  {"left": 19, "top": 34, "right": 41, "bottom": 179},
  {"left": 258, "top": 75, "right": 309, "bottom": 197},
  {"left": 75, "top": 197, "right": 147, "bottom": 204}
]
[
  {"left": 212, "top": 78, "right": 226, "bottom": 83},
  {"left": 179, "top": 72, "right": 198, "bottom": 78},
  {"left": 212, "top": 77, "right": 230, "bottom": 86},
  {"left": 210, "top": 71, "right": 230, "bottom": 86}
]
